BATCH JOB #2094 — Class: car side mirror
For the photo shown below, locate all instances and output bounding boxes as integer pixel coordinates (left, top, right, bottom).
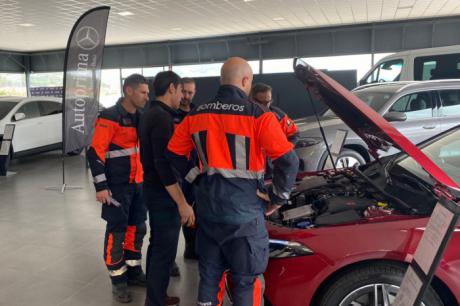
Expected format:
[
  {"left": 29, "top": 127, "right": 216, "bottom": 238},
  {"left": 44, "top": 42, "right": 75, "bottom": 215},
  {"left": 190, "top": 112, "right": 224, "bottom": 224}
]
[
  {"left": 384, "top": 112, "right": 407, "bottom": 122},
  {"left": 14, "top": 112, "right": 26, "bottom": 121}
]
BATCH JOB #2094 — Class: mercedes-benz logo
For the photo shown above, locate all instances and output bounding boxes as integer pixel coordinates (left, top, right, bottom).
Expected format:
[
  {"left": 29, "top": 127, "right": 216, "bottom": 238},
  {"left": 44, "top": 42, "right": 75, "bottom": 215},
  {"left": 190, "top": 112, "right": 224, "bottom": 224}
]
[{"left": 76, "top": 26, "right": 100, "bottom": 51}]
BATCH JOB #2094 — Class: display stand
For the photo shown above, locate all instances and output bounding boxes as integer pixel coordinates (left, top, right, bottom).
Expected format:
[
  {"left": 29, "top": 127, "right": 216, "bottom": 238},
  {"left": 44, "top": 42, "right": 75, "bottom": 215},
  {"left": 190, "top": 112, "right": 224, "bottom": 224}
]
[
  {"left": 0, "top": 124, "right": 15, "bottom": 176},
  {"left": 323, "top": 129, "right": 348, "bottom": 169},
  {"left": 393, "top": 195, "right": 460, "bottom": 306}
]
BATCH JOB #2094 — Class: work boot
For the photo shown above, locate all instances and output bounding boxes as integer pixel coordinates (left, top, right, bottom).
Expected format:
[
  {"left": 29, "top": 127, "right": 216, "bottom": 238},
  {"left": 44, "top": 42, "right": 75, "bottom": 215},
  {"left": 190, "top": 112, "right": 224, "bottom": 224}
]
[
  {"left": 170, "top": 261, "right": 180, "bottom": 277},
  {"left": 165, "top": 295, "right": 180, "bottom": 306},
  {"left": 127, "top": 271, "right": 147, "bottom": 287},
  {"left": 112, "top": 282, "right": 132, "bottom": 303}
]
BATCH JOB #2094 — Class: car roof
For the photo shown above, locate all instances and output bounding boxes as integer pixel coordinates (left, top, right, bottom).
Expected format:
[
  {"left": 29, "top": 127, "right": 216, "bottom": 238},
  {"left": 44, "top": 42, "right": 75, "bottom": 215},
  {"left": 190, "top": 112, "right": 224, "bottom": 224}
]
[
  {"left": 0, "top": 96, "right": 61, "bottom": 103},
  {"left": 353, "top": 79, "right": 460, "bottom": 94}
]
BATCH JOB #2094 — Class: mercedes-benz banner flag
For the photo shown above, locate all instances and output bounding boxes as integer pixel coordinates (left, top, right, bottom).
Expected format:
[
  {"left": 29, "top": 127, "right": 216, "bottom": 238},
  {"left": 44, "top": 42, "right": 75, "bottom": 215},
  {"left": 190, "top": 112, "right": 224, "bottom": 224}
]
[{"left": 63, "top": 6, "right": 110, "bottom": 154}]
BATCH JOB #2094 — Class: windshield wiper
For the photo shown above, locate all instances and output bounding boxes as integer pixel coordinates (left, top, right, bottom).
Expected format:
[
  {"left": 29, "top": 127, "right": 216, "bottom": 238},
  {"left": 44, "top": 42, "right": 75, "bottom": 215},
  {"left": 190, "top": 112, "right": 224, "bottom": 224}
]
[{"left": 353, "top": 166, "right": 417, "bottom": 214}]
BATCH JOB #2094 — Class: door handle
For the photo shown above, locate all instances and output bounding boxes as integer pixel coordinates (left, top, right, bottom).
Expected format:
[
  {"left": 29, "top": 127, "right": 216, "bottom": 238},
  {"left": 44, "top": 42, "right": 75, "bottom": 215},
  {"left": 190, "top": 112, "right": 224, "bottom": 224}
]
[{"left": 423, "top": 125, "right": 435, "bottom": 129}]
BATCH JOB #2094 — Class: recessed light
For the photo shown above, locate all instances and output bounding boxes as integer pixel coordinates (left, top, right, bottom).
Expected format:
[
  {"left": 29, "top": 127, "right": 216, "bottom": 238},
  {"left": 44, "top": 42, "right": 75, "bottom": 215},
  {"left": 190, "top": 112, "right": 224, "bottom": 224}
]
[
  {"left": 273, "top": 17, "right": 284, "bottom": 21},
  {"left": 397, "top": 5, "right": 414, "bottom": 9},
  {"left": 244, "top": 0, "right": 255, "bottom": 2},
  {"left": 118, "top": 11, "right": 134, "bottom": 16},
  {"left": 171, "top": 27, "right": 182, "bottom": 31},
  {"left": 18, "top": 23, "right": 35, "bottom": 27}
]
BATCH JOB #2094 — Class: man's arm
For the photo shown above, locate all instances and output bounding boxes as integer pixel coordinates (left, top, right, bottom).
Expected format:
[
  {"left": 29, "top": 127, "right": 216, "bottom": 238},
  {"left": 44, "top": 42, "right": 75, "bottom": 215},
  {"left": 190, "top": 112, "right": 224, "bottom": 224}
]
[
  {"left": 87, "top": 116, "right": 117, "bottom": 204},
  {"left": 257, "top": 112, "right": 299, "bottom": 213},
  {"left": 150, "top": 113, "right": 194, "bottom": 225}
]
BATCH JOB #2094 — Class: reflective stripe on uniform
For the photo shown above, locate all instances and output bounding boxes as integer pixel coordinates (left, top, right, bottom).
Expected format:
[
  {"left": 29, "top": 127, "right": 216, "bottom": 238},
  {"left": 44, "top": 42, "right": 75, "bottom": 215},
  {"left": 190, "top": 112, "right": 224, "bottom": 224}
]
[
  {"left": 235, "top": 135, "right": 247, "bottom": 170},
  {"left": 207, "top": 168, "right": 264, "bottom": 180},
  {"left": 272, "top": 184, "right": 290, "bottom": 200},
  {"left": 108, "top": 265, "right": 127, "bottom": 277},
  {"left": 185, "top": 166, "right": 201, "bottom": 183},
  {"left": 125, "top": 259, "right": 142, "bottom": 267},
  {"left": 106, "top": 147, "right": 138, "bottom": 159},
  {"left": 192, "top": 133, "right": 208, "bottom": 169},
  {"left": 93, "top": 173, "right": 107, "bottom": 183}
]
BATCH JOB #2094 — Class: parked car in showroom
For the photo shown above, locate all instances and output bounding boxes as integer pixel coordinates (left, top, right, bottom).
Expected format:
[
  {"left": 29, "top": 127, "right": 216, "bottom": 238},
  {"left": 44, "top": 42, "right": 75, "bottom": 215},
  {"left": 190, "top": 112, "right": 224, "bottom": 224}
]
[
  {"left": 295, "top": 79, "right": 460, "bottom": 171},
  {"left": 262, "top": 60, "right": 460, "bottom": 306},
  {"left": 0, "top": 96, "right": 64, "bottom": 158}
]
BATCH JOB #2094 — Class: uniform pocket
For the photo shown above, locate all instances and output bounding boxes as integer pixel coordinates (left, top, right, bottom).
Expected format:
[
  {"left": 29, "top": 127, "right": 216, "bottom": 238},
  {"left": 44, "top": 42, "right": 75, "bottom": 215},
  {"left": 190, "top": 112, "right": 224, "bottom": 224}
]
[{"left": 246, "top": 229, "right": 269, "bottom": 275}]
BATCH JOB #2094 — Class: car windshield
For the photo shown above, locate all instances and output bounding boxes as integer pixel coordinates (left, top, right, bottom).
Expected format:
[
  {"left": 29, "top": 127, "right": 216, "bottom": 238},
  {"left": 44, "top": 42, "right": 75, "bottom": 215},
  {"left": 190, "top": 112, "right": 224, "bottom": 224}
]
[
  {"left": 0, "top": 102, "right": 17, "bottom": 120},
  {"left": 396, "top": 127, "right": 460, "bottom": 186},
  {"left": 322, "top": 90, "right": 395, "bottom": 117}
]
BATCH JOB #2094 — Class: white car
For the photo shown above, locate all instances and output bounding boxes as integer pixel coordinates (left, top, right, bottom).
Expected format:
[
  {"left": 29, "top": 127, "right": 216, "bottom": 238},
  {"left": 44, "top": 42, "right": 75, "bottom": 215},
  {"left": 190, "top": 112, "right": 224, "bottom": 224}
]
[{"left": 0, "top": 96, "right": 65, "bottom": 158}]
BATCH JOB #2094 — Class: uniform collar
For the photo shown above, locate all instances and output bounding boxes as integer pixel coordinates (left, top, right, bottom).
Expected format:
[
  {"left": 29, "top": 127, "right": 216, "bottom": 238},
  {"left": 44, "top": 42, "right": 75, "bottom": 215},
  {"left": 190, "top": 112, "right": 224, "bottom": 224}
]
[
  {"left": 152, "top": 100, "right": 178, "bottom": 116},
  {"left": 116, "top": 98, "right": 138, "bottom": 117},
  {"left": 217, "top": 85, "right": 248, "bottom": 100}
]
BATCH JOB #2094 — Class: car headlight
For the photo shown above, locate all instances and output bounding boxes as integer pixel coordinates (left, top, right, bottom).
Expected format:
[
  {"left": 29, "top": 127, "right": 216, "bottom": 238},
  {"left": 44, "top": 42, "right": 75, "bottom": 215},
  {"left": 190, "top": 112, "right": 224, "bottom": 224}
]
[
  {"left": 269, "top": 239, "right": 314, "bottom": 258},
  {"left": 295, "top": 137, "right": 323, "bottom": 148}
]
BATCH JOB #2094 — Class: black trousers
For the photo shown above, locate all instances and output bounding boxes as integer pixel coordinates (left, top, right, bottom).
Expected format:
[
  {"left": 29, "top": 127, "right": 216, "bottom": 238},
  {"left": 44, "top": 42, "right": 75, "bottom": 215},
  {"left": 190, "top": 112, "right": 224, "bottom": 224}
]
[
  {"left": 102, "top": 183, "right": 147, "bottom": 284},
  {"left": 144, "top": 186, "right": 181, "bottom": 306}
]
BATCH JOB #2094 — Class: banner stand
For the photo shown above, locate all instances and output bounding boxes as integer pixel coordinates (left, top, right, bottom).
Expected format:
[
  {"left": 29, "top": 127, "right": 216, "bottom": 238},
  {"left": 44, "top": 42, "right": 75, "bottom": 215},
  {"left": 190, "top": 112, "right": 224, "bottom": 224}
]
[
  {"left": 45, "top": 155, "right": 83, "bottom": 193},
  {"left": 46, "top": 6, "right": 110, "bottom": 193}
]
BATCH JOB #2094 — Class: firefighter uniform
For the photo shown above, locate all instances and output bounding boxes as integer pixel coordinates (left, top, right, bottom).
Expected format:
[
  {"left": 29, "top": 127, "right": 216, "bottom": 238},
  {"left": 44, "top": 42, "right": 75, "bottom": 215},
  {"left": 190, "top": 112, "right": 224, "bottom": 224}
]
[
  {"left": 269, "top": 105, "right": 299, "bottom": 144},
  {"left": 87, "top": 99, "right": 147, "bottom": 285},
  {"left": 167, "top": 85, "right": 299, "bottom": 306}
]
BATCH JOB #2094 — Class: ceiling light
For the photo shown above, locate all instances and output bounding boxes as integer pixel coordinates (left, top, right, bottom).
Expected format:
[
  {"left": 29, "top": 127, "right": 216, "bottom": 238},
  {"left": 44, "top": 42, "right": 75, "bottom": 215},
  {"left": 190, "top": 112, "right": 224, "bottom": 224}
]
[
  {"left": 118, "top": 11, "right": 134, "bottom": 16},
  {"left": 397, "top": 5, "right": 414, "bottom": 9},
  {"left": 18, "top": 23, "right": 35, "bottom": 27},
  {"left": 273, "top": 17, "right": 285, "bottom": 21},
  {"left": 244, "top": 0, "right": 255, "bottom": 2},
  {"left": 171, "top": 27, "right": 182, "bottom": 31}
]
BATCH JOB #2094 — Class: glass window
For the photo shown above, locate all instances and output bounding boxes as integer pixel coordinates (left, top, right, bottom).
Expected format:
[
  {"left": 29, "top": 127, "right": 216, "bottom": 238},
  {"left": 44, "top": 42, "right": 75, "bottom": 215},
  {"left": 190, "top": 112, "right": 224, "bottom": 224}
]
[
  {"left": 16, "top": 102, "right": 40, "bottom": 120},
  {"left": 0, "top": 73, "right": 27, "bottom": 96},
  {"left": 389, "top": 92, "right": 433, "bottom": 119},
  {"left": 121, "top": 68, "right": 142, "bottom": 78},
  {"left": 263, "top": 58, "right": 293, "bottom": 74},
  {"left": 39, "top": 101, "right": 62, "bottom": 116},
  {"left": 0, "top": 102, "right": 17, "bottom": 120},
  {"left": 172, "top": 63, "right": 223, "bottom": 77},
  {"left": 143, "top": 67, "right": 166, "bottom": 77},
  {"left": 363, "top": 59, "right": 403, "bottom": 85},
  {"left": 248, "top": 61, "right": 260, "bottom": 74},
  {"left": 303, "top": 54, "right": 373, "bottom": 81},
  {"left": 100, "top": 69, "right": 121, "bottom": 108},
  {"left": 439, "top": 90, "right": 460, "bottom": 116},
  {"left": 30, "top": 72, "right": 63, "bottom": 88},
  {"left": 353, "top": 91, "right": 394, "bottom": 111},
  {"left": 414, "top": 53, "right": 460, "bottom": 80}
]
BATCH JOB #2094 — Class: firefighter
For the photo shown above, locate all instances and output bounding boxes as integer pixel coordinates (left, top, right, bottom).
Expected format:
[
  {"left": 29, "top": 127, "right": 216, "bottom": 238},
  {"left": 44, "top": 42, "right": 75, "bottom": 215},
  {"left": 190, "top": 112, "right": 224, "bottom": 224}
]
[
  {"left": 167, "top": 57, "right": 299, "bottom": 306},
  {"left": 250, "top": 82, "right": 299, "bottom": 144},
  {"left": 139, "top": 71, "right": 195, "bottom": 306},
  {"left": 87, "top": 74, "right": 149, "bottom": 303}
]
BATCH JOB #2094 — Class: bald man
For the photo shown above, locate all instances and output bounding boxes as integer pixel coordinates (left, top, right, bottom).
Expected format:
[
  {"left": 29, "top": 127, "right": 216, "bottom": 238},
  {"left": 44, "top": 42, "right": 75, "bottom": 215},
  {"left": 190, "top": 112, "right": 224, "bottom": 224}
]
[{"left": 167, "top": 57, "right": 299, "bottom": 306}]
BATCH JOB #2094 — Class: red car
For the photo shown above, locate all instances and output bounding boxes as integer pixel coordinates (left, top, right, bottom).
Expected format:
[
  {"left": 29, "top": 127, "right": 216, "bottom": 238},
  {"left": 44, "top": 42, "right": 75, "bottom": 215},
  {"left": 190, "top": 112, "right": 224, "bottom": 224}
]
[{"left": 263, "top": 60, "right": 460, "bottom": 306}]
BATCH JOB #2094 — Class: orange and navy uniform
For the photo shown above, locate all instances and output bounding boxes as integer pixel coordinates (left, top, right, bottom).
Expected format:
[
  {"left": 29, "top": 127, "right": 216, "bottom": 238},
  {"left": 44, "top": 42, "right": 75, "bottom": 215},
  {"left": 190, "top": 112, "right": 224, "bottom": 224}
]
[
  {"left": 269, "top": 105, "right": 299, "bottom": 144},
  {"left": 87, "top": 99, "right": 146, "bottom": 284},
  {"left": 167, "top": 85, "right": 298, "bottom": 306}
]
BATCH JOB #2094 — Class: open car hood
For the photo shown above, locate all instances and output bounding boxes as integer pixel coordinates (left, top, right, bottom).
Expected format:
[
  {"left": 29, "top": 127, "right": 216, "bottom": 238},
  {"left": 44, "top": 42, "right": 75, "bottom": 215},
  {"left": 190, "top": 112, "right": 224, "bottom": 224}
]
[{"left": 294, "top": 58, "right": 460, "bottom": 191}]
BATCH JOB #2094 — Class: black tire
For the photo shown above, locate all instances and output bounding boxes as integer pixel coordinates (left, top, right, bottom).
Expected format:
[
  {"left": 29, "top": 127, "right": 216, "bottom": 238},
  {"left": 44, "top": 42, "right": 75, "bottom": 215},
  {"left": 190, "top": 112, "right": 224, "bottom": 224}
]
[{"left": 319, "top": 262, "right": 443, "bottom": 306}]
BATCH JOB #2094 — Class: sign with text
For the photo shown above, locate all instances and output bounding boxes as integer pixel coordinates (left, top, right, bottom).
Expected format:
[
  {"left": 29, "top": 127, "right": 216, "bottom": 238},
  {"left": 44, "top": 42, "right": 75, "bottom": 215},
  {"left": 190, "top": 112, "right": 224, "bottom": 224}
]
[{"left": 63, "top": 6, "right": 109, "bottom": 153}]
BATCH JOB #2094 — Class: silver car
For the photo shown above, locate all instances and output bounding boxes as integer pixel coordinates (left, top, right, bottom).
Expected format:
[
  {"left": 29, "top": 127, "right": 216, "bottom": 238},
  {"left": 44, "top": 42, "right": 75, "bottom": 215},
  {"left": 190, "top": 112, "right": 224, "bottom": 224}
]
[{"left": 296, "top": 80, "right": 460, "bottom": 171}]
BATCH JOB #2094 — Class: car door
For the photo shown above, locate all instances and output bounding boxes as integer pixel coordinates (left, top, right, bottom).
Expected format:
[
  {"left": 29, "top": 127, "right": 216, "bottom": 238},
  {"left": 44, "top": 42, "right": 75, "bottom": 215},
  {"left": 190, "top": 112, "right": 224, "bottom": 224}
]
[
  {"left": 438, "top": 89, "right": 460, "bottom": 132},
  {"left": 385, "top": 91, "right": 440, "bottom": 144},
  {"left": 12, "top": 101, "right": 47, "bottom": 152},
  {"left": 37, "top": 100, "right": 62, "bottom": 146}
]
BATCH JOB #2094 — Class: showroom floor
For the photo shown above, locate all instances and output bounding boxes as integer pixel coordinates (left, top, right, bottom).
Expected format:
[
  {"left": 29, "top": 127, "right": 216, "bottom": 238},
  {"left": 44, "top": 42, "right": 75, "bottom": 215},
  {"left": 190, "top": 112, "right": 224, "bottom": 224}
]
[{"left": 0, "top": 151, "right": 201, "bottom": 306}]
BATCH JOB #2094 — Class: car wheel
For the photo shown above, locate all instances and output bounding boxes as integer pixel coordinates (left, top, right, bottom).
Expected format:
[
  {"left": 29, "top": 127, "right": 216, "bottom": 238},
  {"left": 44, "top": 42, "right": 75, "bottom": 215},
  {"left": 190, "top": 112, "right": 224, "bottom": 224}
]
[
  {"left": 319, "top": 262, "right": 444, "bottom": 306},
  {"left": 333, "top": 149, "right": 366, "bottom": 169}
]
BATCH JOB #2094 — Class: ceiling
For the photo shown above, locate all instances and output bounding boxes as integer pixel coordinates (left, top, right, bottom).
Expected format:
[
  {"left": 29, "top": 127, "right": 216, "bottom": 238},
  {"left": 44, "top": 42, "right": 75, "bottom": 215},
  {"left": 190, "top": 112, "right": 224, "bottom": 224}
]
[{"left": 1, "top": 0, "right": 460, "bottom": 52}]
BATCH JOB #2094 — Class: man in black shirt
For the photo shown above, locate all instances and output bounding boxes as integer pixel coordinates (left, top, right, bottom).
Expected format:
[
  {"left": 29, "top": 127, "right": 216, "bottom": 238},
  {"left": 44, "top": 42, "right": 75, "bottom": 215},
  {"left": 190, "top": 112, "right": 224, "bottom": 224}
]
[{"left": 139, "top": 71, "right": 195, "bottom": 306}]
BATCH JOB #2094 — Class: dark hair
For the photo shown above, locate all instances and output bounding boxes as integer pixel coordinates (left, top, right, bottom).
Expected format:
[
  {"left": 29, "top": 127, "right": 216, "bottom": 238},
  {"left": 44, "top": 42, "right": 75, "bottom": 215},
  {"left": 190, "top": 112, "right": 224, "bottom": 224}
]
[
  {"left": 250, "top": 83, "right": 272, "bottom": 98},
  {"left": 153, "top": 71, "right": 182, "bottom": 97},
  {"left": 123, "top": 74, "right": 148, "bottom": 95},
  {"left": 182, "top": 77, "right": 195, "bottom": 85}
]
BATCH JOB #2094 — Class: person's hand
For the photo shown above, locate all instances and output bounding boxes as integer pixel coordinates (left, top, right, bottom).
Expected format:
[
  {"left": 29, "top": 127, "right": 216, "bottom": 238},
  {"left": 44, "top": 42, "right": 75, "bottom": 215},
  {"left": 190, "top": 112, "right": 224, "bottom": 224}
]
[
  {"left": 96, "top": 189, "right": 112, "bottom": 205},
  {"left": 256, "top": 189, "right": 281, "bottom": 216},
  {"left": 178, "top": 203, "right": 195, "bottom": 227},
  {"left": 265, "top": 203, "right": 282, "bottom": 216}
]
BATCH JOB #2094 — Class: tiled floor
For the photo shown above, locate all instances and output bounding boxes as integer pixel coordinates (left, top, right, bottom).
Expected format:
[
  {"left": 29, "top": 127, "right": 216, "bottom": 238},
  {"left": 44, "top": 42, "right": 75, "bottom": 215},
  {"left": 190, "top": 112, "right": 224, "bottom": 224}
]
[{"left": 0, "top": 151, "right": 201, "bottom": 306}]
